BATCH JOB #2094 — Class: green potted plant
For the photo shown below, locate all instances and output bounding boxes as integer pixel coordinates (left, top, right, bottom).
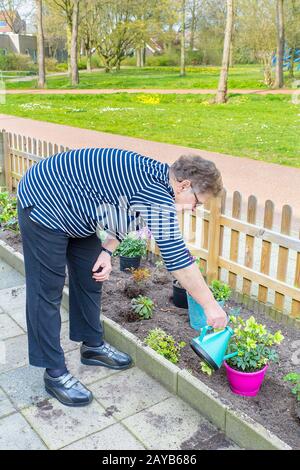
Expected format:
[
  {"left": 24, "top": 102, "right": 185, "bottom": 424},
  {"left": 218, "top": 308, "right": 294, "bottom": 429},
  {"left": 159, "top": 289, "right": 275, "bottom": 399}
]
[
  {"left": 131, "top": 295, "right": 155, "bottom": 320},
  {"left": 283, "top": 372, "right": 300, "bottom": 420},
  {"left": 224, "top": 315, "right": 284, "bottom": 397},
  {"left": 187, "top": 279, "right": 231, "bottom": 331},
  {"left": 113, "top": 232, "right": 147, "bottom": 272}
]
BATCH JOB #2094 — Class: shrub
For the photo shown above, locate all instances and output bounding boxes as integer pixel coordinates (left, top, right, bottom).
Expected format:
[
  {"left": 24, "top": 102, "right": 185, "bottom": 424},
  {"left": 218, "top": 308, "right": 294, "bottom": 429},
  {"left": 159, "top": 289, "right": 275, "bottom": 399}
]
[
  {"left": 113, "top": 233, "right": 147, "bottom": 258},
  {"left": 131, "top": 295, "right": 154, "bottom": 319},
  {"left": 0, "top": 53, "right": 36, "bottom": 72},
  {"left": 209, "top": 280, "right": 231, "bottom": 302},
  {"left": 226, "top": 315, "right": 284, "bottom": 373},
  {"left": 0, "top": 192, "right": 19, "bottom": 232},
  {"left": 145, "top": 328, "right": 186, "bottom": 364}
]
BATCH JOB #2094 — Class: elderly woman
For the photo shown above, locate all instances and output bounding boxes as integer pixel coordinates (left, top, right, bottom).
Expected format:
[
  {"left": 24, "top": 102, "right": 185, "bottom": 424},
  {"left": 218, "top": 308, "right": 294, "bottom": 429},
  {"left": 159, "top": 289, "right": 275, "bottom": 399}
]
[{"left": 17, "top": 148, "right": 227, "bottom": 407}]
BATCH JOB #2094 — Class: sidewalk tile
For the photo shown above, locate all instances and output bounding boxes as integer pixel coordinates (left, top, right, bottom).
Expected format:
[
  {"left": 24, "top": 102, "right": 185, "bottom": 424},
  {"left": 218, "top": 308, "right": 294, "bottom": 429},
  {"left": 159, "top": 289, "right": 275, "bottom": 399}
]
[
  {"left": 6, "top": 307, "right": 27, "bottom": 332},
  {"left": 0, "top": 388, "right": 15, "bottom": 418},
  {"left": 63, "top": 423, "right": 145, "bottom": 450},
  {"left": 0, "top": 365, "right": 47, "bottom": 409},
  {"left": 60, "top": 322, "right": 81, "bottom": 353},
  {"left": 0, "top": 314, "right": 24, "bottom": 340},
  {"left": 0, "top": 412, "right": 46, "bottom": 450},
  {"left": 0, "top": 334, "right": 28, "bottom": 374},
  {"left": 0, "top": 285, "right": 26, "bottom": 313},
  {"left": 89, "top": 367, "right": 171, "bottom": 420},
  {"left": 122, "top": 395, "right": 218, "bottom": 450},
  {"left": 22, "top": 398, "right": 116, "bottom": 450}
]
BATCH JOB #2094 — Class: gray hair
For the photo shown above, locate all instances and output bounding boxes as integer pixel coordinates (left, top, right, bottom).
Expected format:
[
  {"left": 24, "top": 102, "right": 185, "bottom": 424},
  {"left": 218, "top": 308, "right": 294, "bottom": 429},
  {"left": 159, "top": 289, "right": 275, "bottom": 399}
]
[{"left": 170, "top": 154, "right": 223, "bottom": 197}]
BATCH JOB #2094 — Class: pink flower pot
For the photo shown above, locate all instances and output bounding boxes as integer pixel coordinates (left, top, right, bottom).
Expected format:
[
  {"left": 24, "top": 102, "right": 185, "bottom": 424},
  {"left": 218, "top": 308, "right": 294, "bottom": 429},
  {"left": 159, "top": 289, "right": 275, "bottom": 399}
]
[{"left": 224, "top": 361, "right": 269, "bottom": 397}]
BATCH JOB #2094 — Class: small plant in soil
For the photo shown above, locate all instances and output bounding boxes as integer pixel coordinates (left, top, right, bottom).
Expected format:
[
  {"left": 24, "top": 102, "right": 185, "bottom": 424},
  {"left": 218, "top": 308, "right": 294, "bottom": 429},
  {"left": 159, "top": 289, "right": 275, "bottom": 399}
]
[
  {"left": 113, "top": 233, "right": 147, "bottom": 258},
  {"left": 226, "top": 315, "right": 284, "bottom": 372},
  {"left": 131, "top": 295, "right": 155, "bottom": 320},
  {"left": 145, "top": 328, "right": 186, "bottom": 364},
  {"left": 152, "top": 260, "right": 170, "bottom": 285},
  {"left": 209, "top": 280, "right": 231, "bottom": 302},
  {"left": 124, "top": 267, "right": 151, "bottom": 298},
  {"left": 283, "top": 372, "right": 300, "bottom": 419},
  {"left": 0, "top": 192, "right": 19, "bottom": 233}
]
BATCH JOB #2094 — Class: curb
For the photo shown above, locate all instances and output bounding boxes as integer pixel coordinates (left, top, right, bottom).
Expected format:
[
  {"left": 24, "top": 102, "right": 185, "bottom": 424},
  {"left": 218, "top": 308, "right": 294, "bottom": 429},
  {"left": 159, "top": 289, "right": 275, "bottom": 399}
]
[{"left": 0, "top": 239, "right": 292, "bottom": 450}]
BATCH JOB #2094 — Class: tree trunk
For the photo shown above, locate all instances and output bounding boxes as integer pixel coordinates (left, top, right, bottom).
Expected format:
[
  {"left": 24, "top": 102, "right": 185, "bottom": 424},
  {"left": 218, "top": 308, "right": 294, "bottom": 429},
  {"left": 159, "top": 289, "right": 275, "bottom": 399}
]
[
  {"left": 180, "top": 0, "right": 186, "bottom": 77},
  {"left": 274, "top": 0, "right": 285, "bottom": 88},
  {"left": 67, "top": 25, "right": 72, "bottom": 76},
  {"left": 36, "top": 0, "right": 45, "bottom": 89},
  {"left": 289, "top": 46, "right": 295, "bottom": 79},
  {"left": 190, "top": 0, "right": 196, "bottom": 50},
  {"left": 86, "top": 49, "right": 92, "bottom": 73},
  {"left": 70, "top": 0, "right": 79, "bottom": 86},
  {"left": 215, "top": 0, "right": 234, "bottom": 104}
]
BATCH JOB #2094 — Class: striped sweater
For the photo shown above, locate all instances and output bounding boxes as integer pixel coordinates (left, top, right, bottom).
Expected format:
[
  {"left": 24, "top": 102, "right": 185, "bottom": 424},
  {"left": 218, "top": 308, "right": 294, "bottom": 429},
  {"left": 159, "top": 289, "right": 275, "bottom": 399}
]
[{"left": 17, "top": 147, "right": 194, "bottom": 272}]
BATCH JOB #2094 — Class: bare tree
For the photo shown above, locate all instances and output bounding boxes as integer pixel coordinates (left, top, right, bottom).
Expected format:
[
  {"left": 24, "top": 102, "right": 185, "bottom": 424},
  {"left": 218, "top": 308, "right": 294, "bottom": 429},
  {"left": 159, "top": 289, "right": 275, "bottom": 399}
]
[
  {"left": 215, "top": 0, "right": 234, "bottom": 103},
  {"left": 0, "top": 0, "right": 25, "bottom": 32},
  {"left": 274, "top": 0, "right": 285, "bottom": 88},
  {"left": 70, "top": 0, "right": 79, "bottom": 85},
  {"left": 180, "top": 0, "right": 186, "bottom": 76},
  {"left": 36, "top": 0, "right": 45, "bottom": 88}
]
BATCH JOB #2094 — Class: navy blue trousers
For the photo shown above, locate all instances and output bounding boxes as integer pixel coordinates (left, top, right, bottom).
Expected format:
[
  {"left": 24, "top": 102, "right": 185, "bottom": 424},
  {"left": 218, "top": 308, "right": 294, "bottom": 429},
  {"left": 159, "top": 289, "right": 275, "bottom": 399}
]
[{"left": 17, "top": 199, "right": 103, "bottom": 369}]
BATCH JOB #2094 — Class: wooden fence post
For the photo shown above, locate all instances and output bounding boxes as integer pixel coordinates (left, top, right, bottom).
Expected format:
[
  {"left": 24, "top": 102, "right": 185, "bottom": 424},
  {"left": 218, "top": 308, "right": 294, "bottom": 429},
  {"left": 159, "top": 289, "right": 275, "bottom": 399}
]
[
  {"left": 0, "top": 130, "right": 6, "bottom": 190},
  {"left": 1, "top": 130, "right": 11, "bottom": 191},
  {"left": 207, "top": 195, "right": 222, "bottom": 284}
]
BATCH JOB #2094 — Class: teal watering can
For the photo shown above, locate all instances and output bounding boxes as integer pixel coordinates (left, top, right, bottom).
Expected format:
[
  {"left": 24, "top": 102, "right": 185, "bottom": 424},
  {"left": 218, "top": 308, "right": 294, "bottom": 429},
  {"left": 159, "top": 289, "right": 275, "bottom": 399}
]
[{"left": 190, "top": 324, "right": 238, "bottom": 370}]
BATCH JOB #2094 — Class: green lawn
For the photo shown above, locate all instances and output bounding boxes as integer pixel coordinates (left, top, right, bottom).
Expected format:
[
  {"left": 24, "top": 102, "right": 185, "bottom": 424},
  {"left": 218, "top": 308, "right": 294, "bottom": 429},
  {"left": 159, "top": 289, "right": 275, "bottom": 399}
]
[
  {"left": 1, "top": 92, "right": 299, "bottom": 167},
  {"left": 5, "top": 65, "right": 291, "bottom": 90}
]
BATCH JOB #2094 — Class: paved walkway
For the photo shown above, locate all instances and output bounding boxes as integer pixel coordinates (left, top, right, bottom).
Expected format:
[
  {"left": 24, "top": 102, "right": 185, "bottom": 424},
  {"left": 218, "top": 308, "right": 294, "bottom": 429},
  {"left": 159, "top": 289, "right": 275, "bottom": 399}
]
[
  {"left": 0, "top": 259, "right": 239, "bottom": 450},
  {"left": 1, "top": 114, "right": 300, "bottom": 232},
  {"left": 3, "top": 88, "right": 300, "bottom": 95}
]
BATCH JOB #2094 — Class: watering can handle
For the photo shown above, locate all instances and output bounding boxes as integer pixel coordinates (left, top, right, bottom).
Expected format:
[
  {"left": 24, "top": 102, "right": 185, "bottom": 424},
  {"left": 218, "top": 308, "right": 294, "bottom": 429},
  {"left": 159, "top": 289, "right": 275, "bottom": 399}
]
[{"left": 199, "top": 325, "right": 213, "bottom": 342}]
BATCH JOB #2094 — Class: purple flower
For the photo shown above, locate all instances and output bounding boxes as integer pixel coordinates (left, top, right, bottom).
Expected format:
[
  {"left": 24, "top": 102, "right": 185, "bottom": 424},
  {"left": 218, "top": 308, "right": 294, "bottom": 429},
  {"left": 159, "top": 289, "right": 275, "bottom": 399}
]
[{"left": 136, "top": 227, "right": 152, "bottom": 240}]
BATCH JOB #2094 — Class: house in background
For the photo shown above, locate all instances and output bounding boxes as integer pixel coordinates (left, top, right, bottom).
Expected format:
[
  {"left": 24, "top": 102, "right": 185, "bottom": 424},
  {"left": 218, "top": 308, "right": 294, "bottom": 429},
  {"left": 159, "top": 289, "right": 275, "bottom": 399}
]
[
  {"left": 0, "top": 10, "right": 36, "bottom": 61},
  {"left": 0, "top": 10, "right": 26, "bottom": 34}
]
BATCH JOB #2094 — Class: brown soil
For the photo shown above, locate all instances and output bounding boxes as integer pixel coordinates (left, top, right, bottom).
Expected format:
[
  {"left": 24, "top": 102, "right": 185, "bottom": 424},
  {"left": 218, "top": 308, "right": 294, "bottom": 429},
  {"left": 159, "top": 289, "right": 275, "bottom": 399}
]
[{"left": 1, "top": 231, "right": 300, "bottom": 448}]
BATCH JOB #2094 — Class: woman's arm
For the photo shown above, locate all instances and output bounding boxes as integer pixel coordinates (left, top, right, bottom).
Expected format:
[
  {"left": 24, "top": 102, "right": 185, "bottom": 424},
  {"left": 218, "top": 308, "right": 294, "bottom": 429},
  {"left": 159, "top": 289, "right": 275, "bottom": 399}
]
[{"left": 172, "top": 263, "right": 227, "bottom": 329}]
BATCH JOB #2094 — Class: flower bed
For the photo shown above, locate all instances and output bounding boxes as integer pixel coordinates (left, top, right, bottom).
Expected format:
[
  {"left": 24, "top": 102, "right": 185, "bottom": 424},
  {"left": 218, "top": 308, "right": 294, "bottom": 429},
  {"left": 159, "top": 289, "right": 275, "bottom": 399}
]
[{"left": 0, "top": 229, "right": 299, "bottom": 448}]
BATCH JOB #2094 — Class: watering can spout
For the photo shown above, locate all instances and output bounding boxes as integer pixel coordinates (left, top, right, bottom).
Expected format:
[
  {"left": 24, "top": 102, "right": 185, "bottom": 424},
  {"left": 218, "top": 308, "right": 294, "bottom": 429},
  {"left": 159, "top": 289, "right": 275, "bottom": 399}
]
[{"left": 190, "top": 324, "right": 237, "bottom": 370}]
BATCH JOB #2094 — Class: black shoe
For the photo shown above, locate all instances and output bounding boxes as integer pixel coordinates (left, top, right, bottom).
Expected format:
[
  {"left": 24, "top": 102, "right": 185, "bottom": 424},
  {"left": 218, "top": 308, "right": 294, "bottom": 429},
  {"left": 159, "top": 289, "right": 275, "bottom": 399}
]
[
  {"left": 44, "top": 371, "right": 93, "bottom": 407},
  {"left": 80, "top": 341, "right": 133, "bottom": 370}
]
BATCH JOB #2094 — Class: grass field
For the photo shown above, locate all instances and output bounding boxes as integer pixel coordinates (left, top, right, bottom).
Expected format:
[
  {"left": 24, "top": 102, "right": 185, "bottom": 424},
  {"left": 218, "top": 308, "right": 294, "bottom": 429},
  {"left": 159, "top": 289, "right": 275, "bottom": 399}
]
[
  {"left": 1, "top": 92, "right": 299, "bottom": 167},
  {"left": 5, "top": 65, "right": 299, "bottom": 90}
]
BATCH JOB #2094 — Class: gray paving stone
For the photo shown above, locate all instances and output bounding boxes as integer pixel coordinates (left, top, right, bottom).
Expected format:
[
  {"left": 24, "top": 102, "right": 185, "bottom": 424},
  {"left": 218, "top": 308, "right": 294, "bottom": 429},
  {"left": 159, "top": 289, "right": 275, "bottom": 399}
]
[
  {"left": 0, "top": 334, "right": 28, "bottom": 374},
  {"left": 0, "top": 365, "right": 47, "bottom": 410},
  {"left": 122, "top": 395, "right": 219, "bottom": 450},
  {"left": 60, "top": 322, "right": 81, "bottom": 353},
  {"left": 65, "top": 349, "right": 120, "bottom": 386},
  {"left": 22, "top": 397, "right": 116, "bottom": 450},
  {"left": 6, "top": 307, "right": 27, "bottom": 332},
  {"left": 0, "top": 260, "right": 25, "bottom": 291},
  {"left": 63, "top": 423, "right": 145, "bottom": 450},
  {"left": 90, "top": 366, "right": 171, "bottom": 420},
  {"left": 0, "top": 285, "right": 26, "bottom": 313},
  {"left": 0, "top": 387, "right": 15, "bottom": 418},
  {"left": 0, "top": 412, "right": 46, "bottom": 450},
  {"left": 0, "top": 314, "right": 24, "bottom": 340}
]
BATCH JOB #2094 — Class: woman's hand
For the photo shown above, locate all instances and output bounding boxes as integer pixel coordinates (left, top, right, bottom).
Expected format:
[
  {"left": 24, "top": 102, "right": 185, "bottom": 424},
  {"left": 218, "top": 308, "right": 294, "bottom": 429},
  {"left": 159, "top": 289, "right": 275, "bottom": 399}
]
[
  {"left": 203, "top": 300, "right": 228, "bottom": 329},
  {"left": 92, "top": 251, "right": 112, "bottom": 282}
]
